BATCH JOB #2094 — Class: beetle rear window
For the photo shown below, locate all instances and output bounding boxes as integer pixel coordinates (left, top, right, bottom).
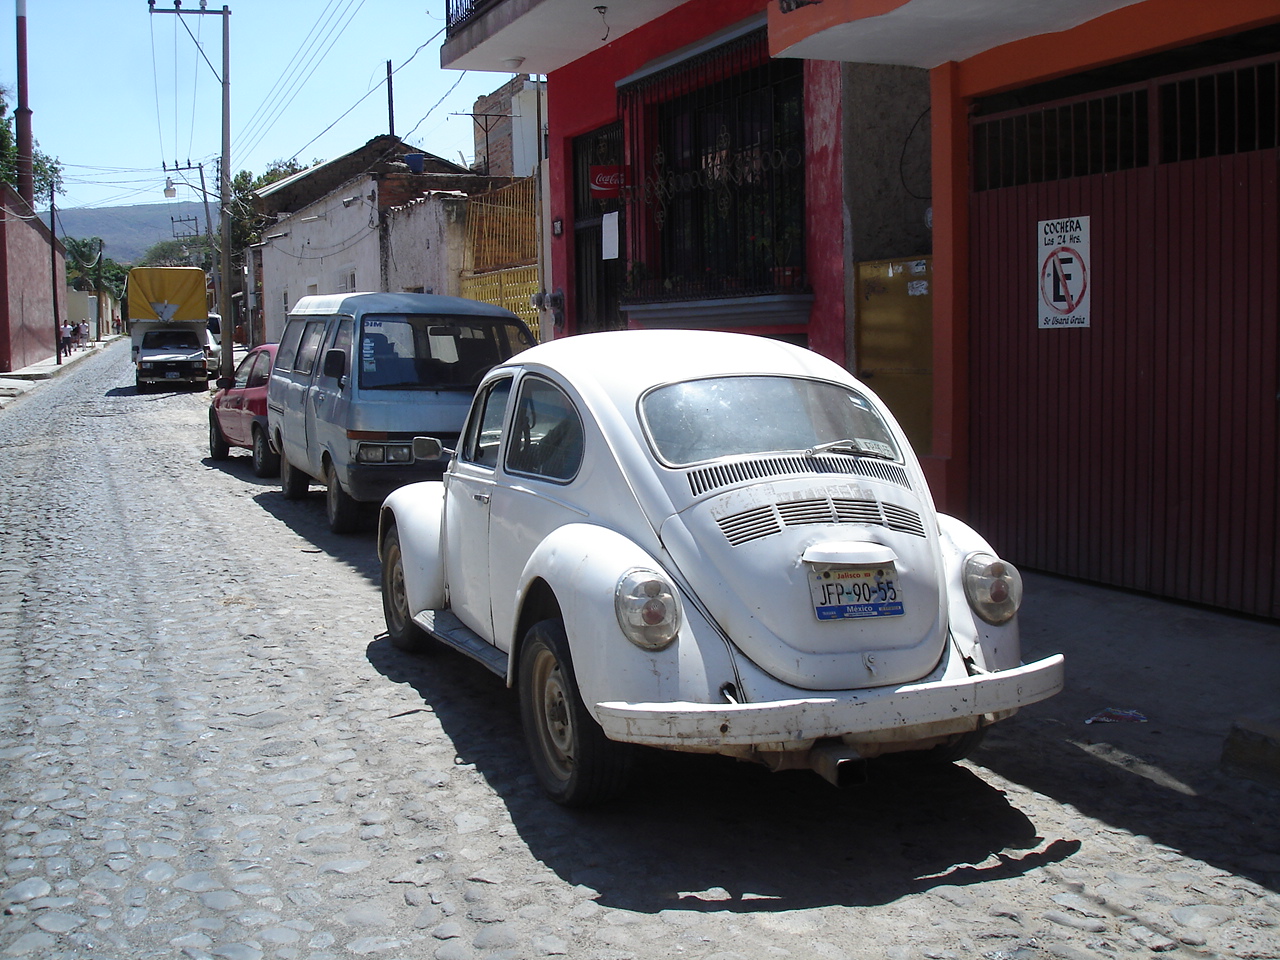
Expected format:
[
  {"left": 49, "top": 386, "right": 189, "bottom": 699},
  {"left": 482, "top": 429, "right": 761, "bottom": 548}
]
[{"left": 641, "top": 376, "right": 900, "bottom": 466}]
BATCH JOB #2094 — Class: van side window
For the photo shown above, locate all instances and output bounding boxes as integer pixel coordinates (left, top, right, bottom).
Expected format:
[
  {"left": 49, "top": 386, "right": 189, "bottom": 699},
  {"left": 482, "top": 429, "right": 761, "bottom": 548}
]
[
  {"left": 294, "top": 321, "right": 326, "bottom": 374},
  {"left": 278, "top": 320, "right": 305, "bottom": 370},
  {"left": 320, "top": 319, "right": 352, "bottom": 382}
]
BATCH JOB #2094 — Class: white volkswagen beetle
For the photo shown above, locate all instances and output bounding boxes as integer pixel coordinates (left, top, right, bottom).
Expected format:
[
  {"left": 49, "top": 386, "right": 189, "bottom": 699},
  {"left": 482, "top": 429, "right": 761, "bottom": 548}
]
[{"left": 379, "top": 329, "right": 1064, "bottom": 805}]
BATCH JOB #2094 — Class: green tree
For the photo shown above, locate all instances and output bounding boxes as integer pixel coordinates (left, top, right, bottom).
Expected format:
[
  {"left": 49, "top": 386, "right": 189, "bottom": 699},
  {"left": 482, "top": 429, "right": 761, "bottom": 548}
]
[
  {"left": 227, "top": 157, "right": 314, "bottom": 252},
  {"left": 0, "top": 87, "right": 63, "bottom": 199},
  {"left": 139, "top": 237, "right": 204, "bottom": 267},
  {"left": 63, "top": 236, "right": 128, "bottom": 301}
]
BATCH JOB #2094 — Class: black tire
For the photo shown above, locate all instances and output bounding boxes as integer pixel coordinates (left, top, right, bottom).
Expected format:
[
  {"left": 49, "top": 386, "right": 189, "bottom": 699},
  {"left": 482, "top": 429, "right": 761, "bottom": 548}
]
[
  {"left": 380, "top": 523, "right": 432, "bottom": 653},
  {"left": 519, "top": 619, "right": 634, "bottom": 806},
  {"left": 136, "top": 379, "right": 149, "bottom": 394},
  {"left": 279, "top": 449, "right": 310, "bottom": 500},
  {"left": 251, "top": 427, "right": 280, "bottom": 477},
  {"left": 208, "top": 412, "right": 230, "bottom": 460},
  {"left": 325, "top": 462, "right": 362, "bottom": 533}
]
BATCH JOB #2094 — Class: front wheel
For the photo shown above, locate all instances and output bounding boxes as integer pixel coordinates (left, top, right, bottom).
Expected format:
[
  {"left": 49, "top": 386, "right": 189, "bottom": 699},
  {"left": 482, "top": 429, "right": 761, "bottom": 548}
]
[
  {"left": 380, "top": 523, "right": 432, "bottom": 653},
  {"left": 251, "top": 427, "right": 280, "bottom": 477},
  {"left": 519, "top": 619, "right": 633, "bottom": 806},
  {"left": 325, "top": 462, "right": 363, "bottom": 534},
  {"left": 279, "top": 449, "right": 310, "bottom": 500},
  {"left": 208, "top": 412, "right": 230, "bottom": 460}
]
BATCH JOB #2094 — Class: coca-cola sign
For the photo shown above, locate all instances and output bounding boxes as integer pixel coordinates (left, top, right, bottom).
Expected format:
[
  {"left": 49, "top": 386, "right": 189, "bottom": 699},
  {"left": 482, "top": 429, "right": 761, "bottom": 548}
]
[{"left": 589, "top": 165, "right": 624, "bottom": 199}]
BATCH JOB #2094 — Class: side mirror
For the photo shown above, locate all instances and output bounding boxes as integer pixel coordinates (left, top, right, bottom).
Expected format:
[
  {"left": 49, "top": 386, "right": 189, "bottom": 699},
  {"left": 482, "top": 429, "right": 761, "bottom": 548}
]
[
  {"left": 216, "top": 376, "right": 234, "bottom": 390},
  {"left": 322, "top": 348, "right": 346, "bottom": 380},
  {"left": 412, "top": 437, "right": 449, "bottom": 461}
]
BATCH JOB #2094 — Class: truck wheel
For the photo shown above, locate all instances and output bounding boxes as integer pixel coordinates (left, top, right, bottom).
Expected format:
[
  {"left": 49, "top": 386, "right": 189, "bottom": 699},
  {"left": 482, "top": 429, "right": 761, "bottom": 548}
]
[
  {"left": 208, "top": 412, "right": 230, "bottom": 460},
  {"left": 519, "top": 619, "right": 634, "bottom": 806},
  {"left": 380, "top": 523, "right": 432, "bottom": 653},
  {"left": 251, "top": 427, "right": 280, "bottom": 477},
  {"left": 280, "top": 451, "right": 309, "bottom": 500},
  {"left": 325, "top": 463, "right": 362, "bottom": 534},
  {"left": 136, "top": 378, "right": 149, "bottom": 394}
]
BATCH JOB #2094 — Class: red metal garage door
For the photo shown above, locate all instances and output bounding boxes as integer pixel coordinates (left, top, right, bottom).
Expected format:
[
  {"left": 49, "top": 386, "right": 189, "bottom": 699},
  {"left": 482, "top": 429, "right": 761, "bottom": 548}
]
[{"left": 968, "top": 56, "right": 1280, "bottom": 617}]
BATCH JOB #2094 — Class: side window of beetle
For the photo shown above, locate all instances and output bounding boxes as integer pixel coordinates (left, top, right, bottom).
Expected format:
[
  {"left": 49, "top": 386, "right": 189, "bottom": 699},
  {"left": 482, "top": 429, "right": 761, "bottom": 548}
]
[
  {"left": 461, "top": 378, "right": 512, "bottom": 469},
  {"left": 506, "top": 378, "right": 583, "bottom": 482}
]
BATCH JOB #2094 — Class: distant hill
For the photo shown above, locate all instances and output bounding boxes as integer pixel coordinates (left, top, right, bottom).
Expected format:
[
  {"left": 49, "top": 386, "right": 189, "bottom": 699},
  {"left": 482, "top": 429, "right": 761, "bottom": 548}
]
[{"left": 44, "top": 201, "right": 211, "bottom": 264}]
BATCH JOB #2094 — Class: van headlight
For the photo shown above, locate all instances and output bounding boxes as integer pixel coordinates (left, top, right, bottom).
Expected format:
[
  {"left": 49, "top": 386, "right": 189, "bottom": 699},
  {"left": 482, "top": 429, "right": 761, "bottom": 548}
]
[
  {"left": 962, "top": 553, "right": 1023, "bottom": 625},
  {"left": 615, "top": 568, "right": 681, "bottom": 650}
]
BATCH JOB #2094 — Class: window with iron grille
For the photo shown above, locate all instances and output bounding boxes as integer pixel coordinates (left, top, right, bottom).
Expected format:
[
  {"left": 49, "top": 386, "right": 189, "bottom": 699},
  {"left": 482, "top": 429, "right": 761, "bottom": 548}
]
[{"left": 618, "top": 28, "right": 805, "bottom": 302}]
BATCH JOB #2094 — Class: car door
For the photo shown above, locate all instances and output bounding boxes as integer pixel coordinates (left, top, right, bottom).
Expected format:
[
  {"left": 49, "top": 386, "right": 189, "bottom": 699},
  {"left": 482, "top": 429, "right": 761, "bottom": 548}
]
[
  {"left": 218, "top": 350, "right": 257, "bottom": 446},
  {"left": 305, "top": 318, "right": 352, "bottom": 481},
  {"left": 444, "top": 376, "right": 513, "bottom": 641}
]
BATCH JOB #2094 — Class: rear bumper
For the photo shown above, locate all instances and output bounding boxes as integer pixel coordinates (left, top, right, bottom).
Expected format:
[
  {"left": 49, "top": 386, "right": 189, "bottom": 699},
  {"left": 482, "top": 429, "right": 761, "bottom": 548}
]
[{"left": 595, "top": 654, "right": 1065, "bottom": 748}]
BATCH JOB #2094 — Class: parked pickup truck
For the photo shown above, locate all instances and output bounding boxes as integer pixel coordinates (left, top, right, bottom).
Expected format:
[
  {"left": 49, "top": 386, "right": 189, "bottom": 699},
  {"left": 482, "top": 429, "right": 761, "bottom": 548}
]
[{"left": 125, "top": 266, "right": 213, "bottom": 393}]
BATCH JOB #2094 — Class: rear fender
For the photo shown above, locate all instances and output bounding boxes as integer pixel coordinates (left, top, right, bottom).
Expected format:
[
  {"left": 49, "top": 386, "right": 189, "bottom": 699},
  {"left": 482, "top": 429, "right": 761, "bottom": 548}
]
[
  {"left": 512, "top": 524, "right": 714, "bottom": 717},
  {"left": 380, "top": 482, "right": 447, "bottom": 613},
  {"left": 936, "top": 513, "right": 1021, "bottom": 672}
]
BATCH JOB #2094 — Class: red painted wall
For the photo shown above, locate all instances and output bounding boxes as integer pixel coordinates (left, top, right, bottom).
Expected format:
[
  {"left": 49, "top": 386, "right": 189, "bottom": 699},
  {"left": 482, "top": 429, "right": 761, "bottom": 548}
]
[
  {"left": 545, "top": 0, "right": 846, "bottom": 357},
  {"left": 0, "top": 185, "right": 64, "bottom": 372}
]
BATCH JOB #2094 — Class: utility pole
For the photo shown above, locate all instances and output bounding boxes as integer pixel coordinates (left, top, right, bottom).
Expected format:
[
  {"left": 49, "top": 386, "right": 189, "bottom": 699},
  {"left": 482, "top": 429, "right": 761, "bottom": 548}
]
[
  {"left": 387, "top": 60, "right": 394, "bottom": 136},
  {"left": 15, "top": 0, "right": 33, "bottom": 208},
  {"left": 148, "top": 1, "right": 234, "bottom": 380},
  {"left": 95, "top": 239, "right": 105, "bottom": 341},
  {"left": 49, "top": 185, "right": 60, "bottom": 364}
]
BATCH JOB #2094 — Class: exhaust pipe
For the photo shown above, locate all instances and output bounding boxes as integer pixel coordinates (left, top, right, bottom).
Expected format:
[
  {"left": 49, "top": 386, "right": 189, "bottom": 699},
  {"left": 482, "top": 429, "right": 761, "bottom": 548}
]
[{"left": 810, "top": 743, "right": 868, "bottom": 787}]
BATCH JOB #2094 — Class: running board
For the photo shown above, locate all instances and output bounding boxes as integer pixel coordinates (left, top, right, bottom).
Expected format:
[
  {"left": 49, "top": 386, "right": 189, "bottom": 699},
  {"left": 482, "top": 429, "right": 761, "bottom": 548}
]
[{"left": 412, "top": 610, "right": 507, "bottom": 677}]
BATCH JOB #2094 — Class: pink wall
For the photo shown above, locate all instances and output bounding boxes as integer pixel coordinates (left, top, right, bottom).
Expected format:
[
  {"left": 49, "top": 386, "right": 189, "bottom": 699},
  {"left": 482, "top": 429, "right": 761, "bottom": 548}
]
[
  {"left": 0, "top": 185, "right": 63, "bottom": 372},
  {"left": 802, "top": 59, "right": 845, "bottom": 363}
]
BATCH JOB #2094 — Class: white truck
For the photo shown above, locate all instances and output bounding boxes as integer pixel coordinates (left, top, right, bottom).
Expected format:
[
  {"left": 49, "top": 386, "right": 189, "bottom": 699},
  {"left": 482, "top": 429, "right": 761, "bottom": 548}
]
[{"left": 126, "top": 267, "right": 213, "bottom": 393}]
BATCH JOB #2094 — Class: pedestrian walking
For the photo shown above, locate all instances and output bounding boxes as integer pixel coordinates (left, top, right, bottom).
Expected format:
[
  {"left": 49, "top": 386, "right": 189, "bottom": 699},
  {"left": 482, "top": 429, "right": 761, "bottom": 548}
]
[
  {"left": 59, "top": 321, "right": 72, "bottom": 359},
  {"left": 76, "top": 321, "right": 88, "bottom": 350}
]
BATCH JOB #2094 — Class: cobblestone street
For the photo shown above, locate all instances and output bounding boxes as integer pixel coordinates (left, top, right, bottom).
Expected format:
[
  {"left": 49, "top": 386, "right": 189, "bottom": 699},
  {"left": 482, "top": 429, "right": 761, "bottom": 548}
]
[{"left": 0, "top": 341, "right": 1277, "bottom": 960}]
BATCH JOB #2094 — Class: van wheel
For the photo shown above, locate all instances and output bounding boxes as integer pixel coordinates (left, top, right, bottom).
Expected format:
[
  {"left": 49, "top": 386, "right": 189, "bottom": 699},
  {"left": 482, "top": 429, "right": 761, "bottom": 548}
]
[
  {"left": 325, "top": 463, "right": 362, "bottom": 533},
  {"left": 251, "top": 427, "right": 280, "bottom": 477},
  {"left": 381, "top": 523, "right": 432, "bottom": 653},
  {"left": 208, "top": 412, "right": 230, "bottom": 460},
  {"left": 519, "top": 619, "right": 634, "bottom": 806},
  {"left": 280, "top": 451, "right": 309, "bottom": 500}
]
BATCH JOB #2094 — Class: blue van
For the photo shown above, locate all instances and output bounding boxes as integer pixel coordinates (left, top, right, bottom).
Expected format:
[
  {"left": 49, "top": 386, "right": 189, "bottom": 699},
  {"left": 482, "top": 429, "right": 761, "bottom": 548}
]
[{"left": 267, "top": 292, "right": 536, "bottom": 532}]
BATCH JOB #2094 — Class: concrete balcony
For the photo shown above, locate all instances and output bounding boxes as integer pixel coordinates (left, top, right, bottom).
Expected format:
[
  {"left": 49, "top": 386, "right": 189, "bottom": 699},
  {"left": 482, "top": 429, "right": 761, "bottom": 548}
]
[{"left": 442, "top": 0, "right": 687, "bottom": 74}]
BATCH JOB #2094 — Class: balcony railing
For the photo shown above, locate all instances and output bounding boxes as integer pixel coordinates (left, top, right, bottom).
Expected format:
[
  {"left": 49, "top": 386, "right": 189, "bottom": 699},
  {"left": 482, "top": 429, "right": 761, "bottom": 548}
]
[{"left": 445, "top": 0, "right": 501, "bottom": 33}]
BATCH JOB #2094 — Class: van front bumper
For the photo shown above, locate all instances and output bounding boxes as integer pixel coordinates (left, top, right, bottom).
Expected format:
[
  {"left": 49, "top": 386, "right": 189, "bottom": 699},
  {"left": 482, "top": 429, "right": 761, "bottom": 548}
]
[
  {"left": 594, "top": 654, "right": 1065, "bottom": 748},
  {"left": 344, "top": 461, "right": 447, "bottom": 503}
]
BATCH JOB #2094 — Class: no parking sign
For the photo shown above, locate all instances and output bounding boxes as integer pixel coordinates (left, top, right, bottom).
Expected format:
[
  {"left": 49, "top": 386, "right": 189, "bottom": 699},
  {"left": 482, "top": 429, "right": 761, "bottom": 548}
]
[{"left": 1038, "top": 216, "right": 1090, "bottom": 328}]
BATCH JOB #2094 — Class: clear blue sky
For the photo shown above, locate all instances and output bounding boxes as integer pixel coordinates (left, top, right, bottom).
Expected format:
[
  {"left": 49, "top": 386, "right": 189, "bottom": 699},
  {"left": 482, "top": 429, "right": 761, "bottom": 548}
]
[{"left": 2, "top": 0, "right": 515, "bottom": 210}]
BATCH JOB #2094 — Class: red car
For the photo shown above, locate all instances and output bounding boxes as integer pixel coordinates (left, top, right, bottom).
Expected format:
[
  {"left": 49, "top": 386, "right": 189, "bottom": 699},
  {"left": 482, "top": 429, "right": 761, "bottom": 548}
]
[{"left": 209, "top": 343, "right": 280, "bottom": 476}]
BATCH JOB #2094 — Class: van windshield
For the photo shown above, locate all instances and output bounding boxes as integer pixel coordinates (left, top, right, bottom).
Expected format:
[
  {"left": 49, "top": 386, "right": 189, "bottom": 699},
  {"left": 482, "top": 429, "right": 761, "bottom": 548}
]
[{"left": 358, "top": 314, "right": 533, "bottom": 391}]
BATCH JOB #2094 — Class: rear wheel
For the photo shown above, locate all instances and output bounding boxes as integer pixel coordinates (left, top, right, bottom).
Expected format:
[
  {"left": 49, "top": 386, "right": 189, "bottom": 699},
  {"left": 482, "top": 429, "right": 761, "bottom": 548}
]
[
  {"left": 519, "top": 619, "right": 633, "bottom": 806},
  {"left": 251, "top": 427, "right": 280, "bottom": 477},
  {"left": 380, "top": 523, "right": 432, "bottom": 653},
  {"left": 208, "top": 412, "right": 230, "bottom": 460},
  {"left": 325, "top": 462, "right": 362, "bottom": 533},
  {"left": 279, "top": 449, "right": 310, "bottom": 500}
]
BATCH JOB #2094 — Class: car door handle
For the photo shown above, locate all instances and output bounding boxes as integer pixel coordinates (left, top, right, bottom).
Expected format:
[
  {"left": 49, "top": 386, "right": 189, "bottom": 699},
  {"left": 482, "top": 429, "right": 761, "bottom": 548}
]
[{"left": 473, "top": 493, "right": 490, "bottom": 504}]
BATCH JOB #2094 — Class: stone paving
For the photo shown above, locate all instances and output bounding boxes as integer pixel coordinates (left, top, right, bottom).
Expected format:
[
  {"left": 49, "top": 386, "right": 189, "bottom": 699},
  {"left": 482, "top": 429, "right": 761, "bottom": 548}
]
[{"left": 0, "top": 341, "right": 1277, "bottom": 959}]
